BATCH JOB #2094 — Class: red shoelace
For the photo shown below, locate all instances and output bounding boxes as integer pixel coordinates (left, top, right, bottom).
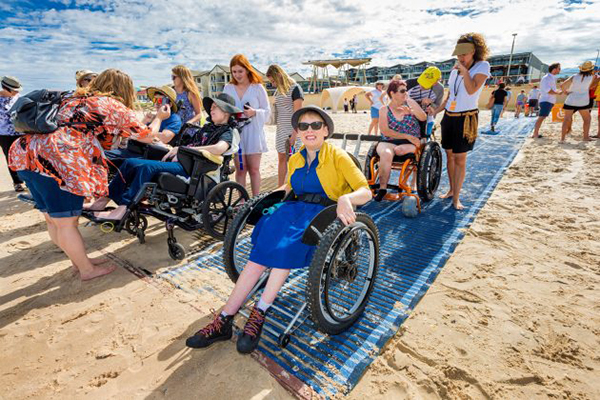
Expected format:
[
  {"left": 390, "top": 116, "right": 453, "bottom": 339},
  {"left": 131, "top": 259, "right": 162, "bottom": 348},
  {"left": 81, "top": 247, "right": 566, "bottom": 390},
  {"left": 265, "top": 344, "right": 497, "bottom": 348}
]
[
  {"left": 243, "top": 307, "right": 265, "bottom": 338},
  {"left": 196, "top": 309, "right": 224, "bottom": 337}
]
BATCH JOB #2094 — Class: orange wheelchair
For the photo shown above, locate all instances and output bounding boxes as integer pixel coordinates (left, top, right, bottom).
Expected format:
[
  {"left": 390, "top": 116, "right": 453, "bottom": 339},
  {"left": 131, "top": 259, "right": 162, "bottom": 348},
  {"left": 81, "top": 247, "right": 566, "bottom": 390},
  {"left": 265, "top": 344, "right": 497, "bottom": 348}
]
[{"left": 331, "top": 130, "right": 442, "bottom": 217}]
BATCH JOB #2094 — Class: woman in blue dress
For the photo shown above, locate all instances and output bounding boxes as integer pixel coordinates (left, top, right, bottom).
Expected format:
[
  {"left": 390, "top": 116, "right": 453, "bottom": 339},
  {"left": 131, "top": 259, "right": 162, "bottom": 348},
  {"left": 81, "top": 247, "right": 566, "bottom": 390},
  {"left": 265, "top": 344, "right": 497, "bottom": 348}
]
[
  {"left": 186, "top": 106, "right": 372, "bottom": 354},
  {"left": 171, "top": 65, "right": 203, "bottom": 124}
]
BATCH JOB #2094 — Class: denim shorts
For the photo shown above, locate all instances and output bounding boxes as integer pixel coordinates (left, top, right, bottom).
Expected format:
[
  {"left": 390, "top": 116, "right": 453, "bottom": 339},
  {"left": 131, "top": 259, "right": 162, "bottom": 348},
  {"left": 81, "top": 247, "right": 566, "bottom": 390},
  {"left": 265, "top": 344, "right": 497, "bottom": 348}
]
[
  {"left": 17, "top": 170, "right": 85, "bottom": 218},
  {"left": 539, "top": 101, "right": 554, "bottom": 117},
  {"left": 370, "top": 106, "right": 380, "bottom": 119}
]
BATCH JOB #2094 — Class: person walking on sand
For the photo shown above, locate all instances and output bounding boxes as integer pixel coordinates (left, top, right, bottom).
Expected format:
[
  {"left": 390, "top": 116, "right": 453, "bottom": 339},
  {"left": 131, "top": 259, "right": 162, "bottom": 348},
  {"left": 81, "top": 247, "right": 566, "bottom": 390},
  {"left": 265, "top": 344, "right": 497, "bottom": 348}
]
[
  {"left": 488, "top": 82, "right": 508, "bottom": 132},
  {"left": 532, "top": 63, "right": 562, "bottom": 138},
  {"left": 560, "top": 61, "right": 600, "bottom": 143},
  {"left": 343, "top": 97, "right": 349, "bottom": 113},
  {"left": 526, "top": 85, "right": 540, "bottom": 116},
  {"left": 0, "top": 76, "right": 25, "bottom": 192},
  {"left": 366, "top": 82, "right": 386, "bottom": 135},
  {"left": 433, "top": 33, "right": 491, "bottom": 211},
  {"left": 223, "top": 54, "right": 271, "bottom": 196},
  {"left": 515, "top": 90, "right": 526, "bottom": 118},
  {"left": 352, "top": 94, "right": 358, "bottom": 113}
]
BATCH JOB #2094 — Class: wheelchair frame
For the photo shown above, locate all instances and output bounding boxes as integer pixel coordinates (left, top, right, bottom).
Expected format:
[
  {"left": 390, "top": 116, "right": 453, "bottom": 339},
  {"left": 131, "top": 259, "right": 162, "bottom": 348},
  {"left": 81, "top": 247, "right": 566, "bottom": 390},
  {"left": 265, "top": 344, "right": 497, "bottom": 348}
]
[{"left": 223, "top": 185, "right": 380, "bottom": 349}]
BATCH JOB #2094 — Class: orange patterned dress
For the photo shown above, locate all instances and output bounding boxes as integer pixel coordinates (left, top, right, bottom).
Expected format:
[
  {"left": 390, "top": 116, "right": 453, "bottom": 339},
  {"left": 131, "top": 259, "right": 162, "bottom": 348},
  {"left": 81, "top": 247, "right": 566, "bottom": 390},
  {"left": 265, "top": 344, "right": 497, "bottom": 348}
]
[{"left": 9, "top": 95, "right": 150, "bottom": 198}]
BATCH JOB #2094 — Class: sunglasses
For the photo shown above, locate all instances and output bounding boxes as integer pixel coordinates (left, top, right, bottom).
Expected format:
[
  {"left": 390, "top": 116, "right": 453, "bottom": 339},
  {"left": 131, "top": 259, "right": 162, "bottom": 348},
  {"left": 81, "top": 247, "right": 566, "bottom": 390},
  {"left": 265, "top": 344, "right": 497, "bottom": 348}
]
[
  {"left": 396, "top": 88, "right": 407, "bottom": 94},
  {"left": 298, "top": 121, "right": 324, "bottom": 131},
  {"left": 153, "top": 96, "right": 170, "bottom": 106},
  {"left": 171, "top": 75, "right": 178, "bottom": 80}
]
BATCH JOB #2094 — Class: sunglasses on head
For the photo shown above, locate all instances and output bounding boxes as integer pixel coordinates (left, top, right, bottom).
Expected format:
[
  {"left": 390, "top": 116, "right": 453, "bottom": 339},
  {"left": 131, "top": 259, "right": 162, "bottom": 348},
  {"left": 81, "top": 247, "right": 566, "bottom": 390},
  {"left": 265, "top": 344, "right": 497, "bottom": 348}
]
[{"left": 298, "top": 121, "right": 324, "bottom": 131}]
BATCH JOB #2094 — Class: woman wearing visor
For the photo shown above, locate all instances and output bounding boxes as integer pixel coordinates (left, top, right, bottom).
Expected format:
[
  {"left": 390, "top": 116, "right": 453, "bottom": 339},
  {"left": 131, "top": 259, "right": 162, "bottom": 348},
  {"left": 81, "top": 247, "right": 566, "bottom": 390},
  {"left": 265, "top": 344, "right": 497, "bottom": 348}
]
[{"left": 434, "top": 33, "right": 490, "bottom": 210}]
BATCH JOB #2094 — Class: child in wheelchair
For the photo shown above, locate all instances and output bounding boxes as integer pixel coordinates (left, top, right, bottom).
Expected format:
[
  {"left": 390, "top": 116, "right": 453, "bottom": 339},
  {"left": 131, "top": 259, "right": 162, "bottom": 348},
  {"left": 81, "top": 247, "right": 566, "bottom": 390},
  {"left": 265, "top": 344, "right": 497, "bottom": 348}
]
[
  {"left": 86, "top": 93, "right": 242, "bottom": 222},
  {"left": 374, "top": 80, "right": 427, "bottom": 201},
  {"left": 185, "top": 106, "right": 372, "bottom": 354}
]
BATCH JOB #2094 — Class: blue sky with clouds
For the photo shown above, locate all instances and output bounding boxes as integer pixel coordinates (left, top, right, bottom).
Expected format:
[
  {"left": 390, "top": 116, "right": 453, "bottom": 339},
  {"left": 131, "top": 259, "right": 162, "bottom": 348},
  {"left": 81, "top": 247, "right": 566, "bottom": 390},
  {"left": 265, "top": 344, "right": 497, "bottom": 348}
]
[{"left": 1, "top": 0, "right": 598, "bottom": 92}]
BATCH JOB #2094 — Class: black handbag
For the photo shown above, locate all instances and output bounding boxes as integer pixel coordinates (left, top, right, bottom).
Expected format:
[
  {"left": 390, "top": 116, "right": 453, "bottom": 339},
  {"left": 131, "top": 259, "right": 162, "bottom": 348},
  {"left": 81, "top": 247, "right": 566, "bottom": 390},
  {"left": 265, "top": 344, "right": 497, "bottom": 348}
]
[{"left": 9, "top": 90, "right": 67, "bottom": 134}]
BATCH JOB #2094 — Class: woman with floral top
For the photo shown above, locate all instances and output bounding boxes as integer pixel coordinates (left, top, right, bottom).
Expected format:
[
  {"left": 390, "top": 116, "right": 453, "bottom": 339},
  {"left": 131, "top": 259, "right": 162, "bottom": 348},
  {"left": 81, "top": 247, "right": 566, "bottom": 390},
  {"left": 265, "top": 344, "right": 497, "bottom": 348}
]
[{"left": 9, "top": 69, "right": 165, "bottom": 281}]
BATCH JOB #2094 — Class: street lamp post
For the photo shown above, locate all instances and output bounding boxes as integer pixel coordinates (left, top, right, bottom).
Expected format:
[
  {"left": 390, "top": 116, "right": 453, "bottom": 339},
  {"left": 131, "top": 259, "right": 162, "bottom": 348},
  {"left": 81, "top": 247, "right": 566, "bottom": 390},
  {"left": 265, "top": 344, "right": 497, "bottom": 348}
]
[
  {"left": 506, "top": 33, "right": 518, "bottom": 84},
  {"left": 595, "top": 49, "right": 599, "bottom": 67}
]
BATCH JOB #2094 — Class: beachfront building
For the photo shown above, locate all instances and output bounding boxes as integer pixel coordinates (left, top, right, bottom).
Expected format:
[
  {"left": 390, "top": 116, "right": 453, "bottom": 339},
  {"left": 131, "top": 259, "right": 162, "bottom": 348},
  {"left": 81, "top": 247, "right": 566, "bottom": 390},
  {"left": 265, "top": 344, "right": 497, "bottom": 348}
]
[{"left": 347, "top": 52, "right": 548, "bottom": 86}]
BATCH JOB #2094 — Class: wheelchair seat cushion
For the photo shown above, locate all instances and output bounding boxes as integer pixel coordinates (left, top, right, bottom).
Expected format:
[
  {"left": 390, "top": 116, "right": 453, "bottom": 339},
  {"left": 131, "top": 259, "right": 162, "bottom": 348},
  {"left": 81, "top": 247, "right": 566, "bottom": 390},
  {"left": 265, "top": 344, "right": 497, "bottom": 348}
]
[
  {"left": 156, "top": 172, "right": 188, "bottom": 194},
  {"left": 392, "top": 153, "right": 416, "bottom": 163}
]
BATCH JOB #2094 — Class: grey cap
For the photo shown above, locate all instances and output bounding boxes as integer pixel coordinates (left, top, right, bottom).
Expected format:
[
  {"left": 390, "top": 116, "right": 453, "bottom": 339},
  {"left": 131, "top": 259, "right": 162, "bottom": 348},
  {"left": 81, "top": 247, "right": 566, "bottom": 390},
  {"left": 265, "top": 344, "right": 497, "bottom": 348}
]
[
  {"left": 202, "top": 93, "right": 242, "bottom": 115},
  {"left": 1, "top": 76, "right": 22, "bottom": 92},
  {"left": 291, "top": 106, "right": 334, "bottom": 137}
]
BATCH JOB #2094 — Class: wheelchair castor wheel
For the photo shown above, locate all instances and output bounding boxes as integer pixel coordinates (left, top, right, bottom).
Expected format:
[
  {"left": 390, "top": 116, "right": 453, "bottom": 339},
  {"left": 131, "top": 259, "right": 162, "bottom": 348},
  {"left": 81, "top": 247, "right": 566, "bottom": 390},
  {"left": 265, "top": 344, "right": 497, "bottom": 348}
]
[
  {"left": 402, "top": 196, "right": 419, "bottom": 218},
  {"left": 278, "top": 333, "right": 291, "bottom": 349},
  {"left": 125, "top": 215, "right": 148, "bottom": 235},
  {"left": 168, "top": 241, "right": 186, "bottom": 260}
]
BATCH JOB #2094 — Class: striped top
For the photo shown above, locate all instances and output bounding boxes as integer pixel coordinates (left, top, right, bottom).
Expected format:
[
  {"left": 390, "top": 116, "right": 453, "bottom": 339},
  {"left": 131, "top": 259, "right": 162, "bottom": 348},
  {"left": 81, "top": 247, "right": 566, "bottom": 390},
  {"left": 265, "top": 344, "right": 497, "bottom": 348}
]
[{"left": 274, "top": 83, "right": 303, "bottom": 137}]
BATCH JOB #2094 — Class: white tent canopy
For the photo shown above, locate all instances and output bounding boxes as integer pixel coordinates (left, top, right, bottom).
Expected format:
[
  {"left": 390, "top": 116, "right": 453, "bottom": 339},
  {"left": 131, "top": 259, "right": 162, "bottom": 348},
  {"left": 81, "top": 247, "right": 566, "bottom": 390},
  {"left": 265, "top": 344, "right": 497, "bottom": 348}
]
[{"left": 320, "top": 86, "right": 373, "bottom": 113}]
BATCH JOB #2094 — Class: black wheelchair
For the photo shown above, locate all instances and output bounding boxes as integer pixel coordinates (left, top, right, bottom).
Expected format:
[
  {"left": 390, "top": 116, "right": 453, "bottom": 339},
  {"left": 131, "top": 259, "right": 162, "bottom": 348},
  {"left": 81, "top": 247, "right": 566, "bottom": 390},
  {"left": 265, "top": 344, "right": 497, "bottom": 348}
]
[
  {"left": 222, "top": 187, "right": 380, "bottom": 347},
  {"left": 84, "top": 125, "right": 249, "bottom": 260}
]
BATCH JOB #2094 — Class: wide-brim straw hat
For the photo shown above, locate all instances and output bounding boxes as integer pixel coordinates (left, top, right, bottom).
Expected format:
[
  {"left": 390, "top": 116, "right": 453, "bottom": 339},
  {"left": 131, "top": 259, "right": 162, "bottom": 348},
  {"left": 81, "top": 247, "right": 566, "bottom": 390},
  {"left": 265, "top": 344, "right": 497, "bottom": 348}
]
[
  {"left": 147, "top": 85, "right": 179, "bottom": 113},
  {"left": 291, "top": 106, "right": 334, "bottom": 137},
  {"left": 1, "top": 76, "right": 22, "bottom": 92},
  {"left": 202, "top": 93, "right": 242, "bottom": 115},
  {"left": 579, "top": 61, "right": 594, "bottom": 73}
]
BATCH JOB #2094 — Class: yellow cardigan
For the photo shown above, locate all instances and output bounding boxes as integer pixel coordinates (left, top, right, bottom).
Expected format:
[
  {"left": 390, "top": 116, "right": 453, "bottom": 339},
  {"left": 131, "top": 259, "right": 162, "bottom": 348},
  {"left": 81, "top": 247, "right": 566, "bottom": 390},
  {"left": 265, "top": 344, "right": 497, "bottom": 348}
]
[{"left": 286, "top": 141, "right": 369, "bottom": 201}]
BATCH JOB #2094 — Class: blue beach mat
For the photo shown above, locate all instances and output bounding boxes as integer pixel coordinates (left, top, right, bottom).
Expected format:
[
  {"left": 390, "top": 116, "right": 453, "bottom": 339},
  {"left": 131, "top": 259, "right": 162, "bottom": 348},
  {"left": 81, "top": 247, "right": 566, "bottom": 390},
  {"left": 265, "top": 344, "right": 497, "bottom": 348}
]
[{"left": 158, "top": 117, "right": 536, "bottom": 398}]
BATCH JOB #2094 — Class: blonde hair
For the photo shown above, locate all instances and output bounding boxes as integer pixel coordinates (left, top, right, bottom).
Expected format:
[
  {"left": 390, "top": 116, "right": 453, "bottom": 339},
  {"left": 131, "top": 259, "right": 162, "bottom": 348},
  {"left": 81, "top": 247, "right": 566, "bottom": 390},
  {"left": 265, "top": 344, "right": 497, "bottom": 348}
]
[
  {"left": 266, "top": 64, "right": 295, "bottom": 96},
  {"left": 75, "top": 69, "right": 136, "bottom": 109},
  {"left": 172, "top": 65, "right": 202, "bottom": 109}
]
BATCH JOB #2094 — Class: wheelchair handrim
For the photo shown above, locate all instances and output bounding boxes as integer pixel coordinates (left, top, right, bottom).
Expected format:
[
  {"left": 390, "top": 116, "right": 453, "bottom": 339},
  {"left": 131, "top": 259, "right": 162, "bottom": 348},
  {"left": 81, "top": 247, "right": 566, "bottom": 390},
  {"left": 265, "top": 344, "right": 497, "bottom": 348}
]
[
  {"left": 319, "top": 222, "right": 377, "bottom": 324},
  {"left": 232, "top": 210, "right": 253, "bottom": 277}
]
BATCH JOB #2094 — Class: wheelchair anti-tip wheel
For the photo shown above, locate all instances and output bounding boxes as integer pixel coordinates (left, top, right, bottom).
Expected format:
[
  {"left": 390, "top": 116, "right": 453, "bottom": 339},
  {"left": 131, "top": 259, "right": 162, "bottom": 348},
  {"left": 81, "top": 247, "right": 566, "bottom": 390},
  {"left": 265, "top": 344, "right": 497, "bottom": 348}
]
[
  {"left": 202, "top": 181, "right": 249, "bottom": 240},
  {"left": 307, "top": 213, "right": 379, "bottom": 335},
  {"left": 417, "top": 141, "right": 442, "bottom": 202}
]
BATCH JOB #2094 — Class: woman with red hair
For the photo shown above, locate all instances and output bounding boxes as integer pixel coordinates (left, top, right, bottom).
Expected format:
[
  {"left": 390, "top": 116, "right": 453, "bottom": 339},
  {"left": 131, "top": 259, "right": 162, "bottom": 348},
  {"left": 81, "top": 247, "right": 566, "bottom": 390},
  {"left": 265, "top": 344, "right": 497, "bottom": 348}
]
[{"left": 223, "top": 54, "right": 271, "bottom": 195}]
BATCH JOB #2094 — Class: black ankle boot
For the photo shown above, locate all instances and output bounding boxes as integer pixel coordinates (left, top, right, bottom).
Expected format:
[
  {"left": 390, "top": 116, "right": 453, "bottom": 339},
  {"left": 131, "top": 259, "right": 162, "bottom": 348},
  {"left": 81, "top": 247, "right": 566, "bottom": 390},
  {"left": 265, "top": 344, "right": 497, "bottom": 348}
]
[
  {"left": 236, "top": 306, "right": 267, "bottom": 354},
  {"left": 186, "top": 311, "right": 233, "bottom": 349},
  {"left": 374, "top": 188, "right": 387, "bottom": 202}
]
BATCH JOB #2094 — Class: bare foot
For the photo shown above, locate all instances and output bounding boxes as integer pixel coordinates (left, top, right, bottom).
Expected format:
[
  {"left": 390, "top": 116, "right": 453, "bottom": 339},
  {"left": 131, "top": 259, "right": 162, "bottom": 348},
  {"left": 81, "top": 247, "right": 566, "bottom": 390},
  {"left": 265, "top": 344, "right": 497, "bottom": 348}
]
[
  {"left": 84, "top": 197, "right": 111, "bottom": 211},
  {"left": 71, "top": 257, "right": 112, "bottom": 275},
  {"left": 80, "top": 263, "right": 118, "bottom": 281},
  {"left": 439, "top": 190, "right": 453, "bottom": 199},
  {"left": 94, "top": 205, "right": 127, "bottom": 220},
  {"left": 453, "top": 200, "right": 465, "bottom": 210}
]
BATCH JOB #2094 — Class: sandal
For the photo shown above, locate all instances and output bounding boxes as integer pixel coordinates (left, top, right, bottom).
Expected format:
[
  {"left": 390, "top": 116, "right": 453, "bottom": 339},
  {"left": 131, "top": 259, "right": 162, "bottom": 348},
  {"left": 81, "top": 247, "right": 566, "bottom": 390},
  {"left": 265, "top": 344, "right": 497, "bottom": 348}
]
[{"left": 14, "top": 183, "right": 25, "bottom": 192}]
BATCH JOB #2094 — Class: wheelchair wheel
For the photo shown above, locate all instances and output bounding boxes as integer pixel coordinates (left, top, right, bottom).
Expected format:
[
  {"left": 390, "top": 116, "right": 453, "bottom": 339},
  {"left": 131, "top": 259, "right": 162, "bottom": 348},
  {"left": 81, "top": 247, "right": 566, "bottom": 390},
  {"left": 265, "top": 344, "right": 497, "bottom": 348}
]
[
  {"left": 363, "top": 143, "right": 378, "bottom": 182},
  {"left": 125, "top": 214, "right": 148, "bottom": 236},
  {"left": 417, "top": 142, "right": 442, "bottom": 202},
  {"left": 202, "top": 181, "right": 249, "bottom": 240},
  {"left": 347, "top": 153, "right": 361, "bottom": 170},
  {"left": 223, "top": 192, "right": 272, "bottom": 283},
  {"left": 307, "top": 213, "right": 379, "bottom": 335},
  {"left": 168, "top": 240, "right": 186, "bottom": 261}
]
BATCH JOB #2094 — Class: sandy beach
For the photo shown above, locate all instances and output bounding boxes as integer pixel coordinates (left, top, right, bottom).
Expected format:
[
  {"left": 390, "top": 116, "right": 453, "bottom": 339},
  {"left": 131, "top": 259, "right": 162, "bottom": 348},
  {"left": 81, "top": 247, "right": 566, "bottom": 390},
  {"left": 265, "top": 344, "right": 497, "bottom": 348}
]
[{"left": 1, "top": 110, "right": 599, "bottom": 399}]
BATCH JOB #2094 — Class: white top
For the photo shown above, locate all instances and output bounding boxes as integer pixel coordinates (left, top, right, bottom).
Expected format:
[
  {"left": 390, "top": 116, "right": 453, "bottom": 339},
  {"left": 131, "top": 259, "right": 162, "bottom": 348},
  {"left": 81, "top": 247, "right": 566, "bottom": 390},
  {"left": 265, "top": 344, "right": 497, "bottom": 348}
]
[
  {"left": 528, "top": 88, "right": 540, "bottom": 101},
  {"left": 565, "top": 74, "right": 594, "bottom": 107},
  {"left": 445, "top": 61, "right": 491, "bottom": 112},
  {"left": 539, "top": 73, "right": 558, "bottom": 104},
  {"left": 223, "top": 83, "right": 271, "bottom": 154},
  {"left": 369, "top": 89, "right": 385, "bottom": 109}
]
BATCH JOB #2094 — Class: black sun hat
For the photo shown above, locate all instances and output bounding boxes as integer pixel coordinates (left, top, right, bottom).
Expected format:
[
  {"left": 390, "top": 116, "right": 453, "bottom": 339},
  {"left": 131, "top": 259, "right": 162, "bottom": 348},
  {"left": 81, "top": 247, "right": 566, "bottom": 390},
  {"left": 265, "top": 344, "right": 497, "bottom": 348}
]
[
  {"left": 291, "top": 106, "right": 334, "bottom": 136},
  {"left": 202, "top": 93, "right": 242, "bottom": 115}
]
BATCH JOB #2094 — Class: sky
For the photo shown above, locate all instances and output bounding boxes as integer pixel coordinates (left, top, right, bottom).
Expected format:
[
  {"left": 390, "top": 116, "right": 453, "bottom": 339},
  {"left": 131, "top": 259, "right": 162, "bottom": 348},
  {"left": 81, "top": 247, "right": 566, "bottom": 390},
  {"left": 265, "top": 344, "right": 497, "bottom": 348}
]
[{"left": 1, "top": 0, "right": 599, "bottom": 92}]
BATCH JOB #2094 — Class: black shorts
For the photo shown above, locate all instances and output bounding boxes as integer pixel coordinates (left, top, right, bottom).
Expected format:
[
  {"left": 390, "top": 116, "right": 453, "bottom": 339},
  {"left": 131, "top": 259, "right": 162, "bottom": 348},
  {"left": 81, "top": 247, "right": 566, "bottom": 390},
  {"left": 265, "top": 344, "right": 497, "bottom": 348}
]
[
  {"left": 381, "top": 138, "right": 413, "bottom": 146},
  {"left": 528, "top": 99, "right": 538, "bottom": 108},
  {"left": 563, "top": 102, "right": 592, "bottom": 112},
  {"left": 441, "top": 111, "right": 477, "bottom": 154}
]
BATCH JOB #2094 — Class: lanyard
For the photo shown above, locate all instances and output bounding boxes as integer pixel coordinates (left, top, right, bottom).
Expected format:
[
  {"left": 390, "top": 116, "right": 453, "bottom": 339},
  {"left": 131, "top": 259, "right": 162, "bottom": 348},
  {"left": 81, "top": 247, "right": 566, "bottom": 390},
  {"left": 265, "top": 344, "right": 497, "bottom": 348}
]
[{"left": 453, "top": 62, "right": 476, "bottom": 98}]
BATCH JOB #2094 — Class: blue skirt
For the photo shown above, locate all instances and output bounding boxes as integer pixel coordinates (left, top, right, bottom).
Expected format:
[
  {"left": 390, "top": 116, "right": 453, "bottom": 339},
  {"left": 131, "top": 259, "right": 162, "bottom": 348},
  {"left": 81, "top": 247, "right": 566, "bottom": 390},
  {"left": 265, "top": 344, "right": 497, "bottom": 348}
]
[{"left": 248, "top": 201, "right": 325, "bottom": 269}]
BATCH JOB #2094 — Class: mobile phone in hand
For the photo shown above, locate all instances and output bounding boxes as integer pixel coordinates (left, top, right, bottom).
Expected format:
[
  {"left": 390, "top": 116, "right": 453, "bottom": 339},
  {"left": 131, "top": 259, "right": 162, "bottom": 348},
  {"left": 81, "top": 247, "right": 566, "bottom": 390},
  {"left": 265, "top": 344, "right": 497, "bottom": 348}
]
[{"left": 244, "top": 102, "right": 251, "bottom": 109}]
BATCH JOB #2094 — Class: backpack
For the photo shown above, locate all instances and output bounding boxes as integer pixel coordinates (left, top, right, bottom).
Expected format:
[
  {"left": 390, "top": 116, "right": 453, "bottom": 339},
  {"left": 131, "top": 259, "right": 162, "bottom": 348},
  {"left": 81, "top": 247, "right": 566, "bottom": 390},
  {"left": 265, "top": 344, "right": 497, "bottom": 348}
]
[{"left": 9, "top": 90, "right": 70, "bottom": 134}]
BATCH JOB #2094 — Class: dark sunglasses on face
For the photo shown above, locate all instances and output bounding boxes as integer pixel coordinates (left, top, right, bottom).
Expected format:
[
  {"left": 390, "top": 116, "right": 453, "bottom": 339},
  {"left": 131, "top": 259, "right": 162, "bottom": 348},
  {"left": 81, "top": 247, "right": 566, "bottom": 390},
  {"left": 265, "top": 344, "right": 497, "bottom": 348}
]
[
  {"left": 397, "top": 88, "right": 407, "bottom": 94},
  {"left": 298, "top": 121, "right": 324, "bottom": 131}
]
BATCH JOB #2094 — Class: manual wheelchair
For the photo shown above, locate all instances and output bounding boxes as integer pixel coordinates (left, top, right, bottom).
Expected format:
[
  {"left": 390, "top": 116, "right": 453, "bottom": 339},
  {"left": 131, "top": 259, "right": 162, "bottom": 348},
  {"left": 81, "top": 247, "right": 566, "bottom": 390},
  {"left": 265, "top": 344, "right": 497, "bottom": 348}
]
[
  {"left": 84, "top": 128, "right": 249, "bottom": 260},
  {"left": 221, "top": 185, "right": 380, "bottom": 348}
]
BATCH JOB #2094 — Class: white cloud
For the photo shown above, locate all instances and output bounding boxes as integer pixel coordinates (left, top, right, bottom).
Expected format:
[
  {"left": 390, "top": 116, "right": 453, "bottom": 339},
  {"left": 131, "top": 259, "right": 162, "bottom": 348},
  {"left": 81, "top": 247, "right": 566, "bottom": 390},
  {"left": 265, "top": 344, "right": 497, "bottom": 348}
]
[{"left": 1, "top": 0, "right": 598, "bottom": 92}]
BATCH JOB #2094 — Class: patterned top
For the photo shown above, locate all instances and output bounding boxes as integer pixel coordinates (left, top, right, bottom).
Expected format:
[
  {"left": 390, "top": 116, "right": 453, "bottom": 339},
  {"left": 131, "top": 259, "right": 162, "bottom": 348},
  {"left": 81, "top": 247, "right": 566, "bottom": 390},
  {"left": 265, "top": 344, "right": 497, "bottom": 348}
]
[
  {"left": 0, "top": 95, "right": 19, "bottom": 136},
  {"left": 9, "top": 95, "right": 150, "bottom": 198},
  {"left": 386, "top": 106, "right": 420, "bottom": 138},
  {"left": 175, "top": 91, "right": 196, "bottom": 123}
]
